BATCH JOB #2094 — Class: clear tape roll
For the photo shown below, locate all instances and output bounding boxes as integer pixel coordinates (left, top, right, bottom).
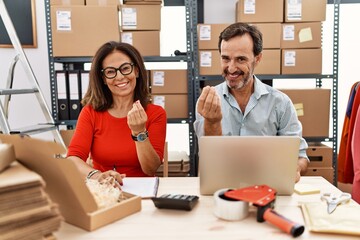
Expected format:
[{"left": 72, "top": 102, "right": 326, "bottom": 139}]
[{"left": 213, "top": 188, "right": 249, "bottom": 221}]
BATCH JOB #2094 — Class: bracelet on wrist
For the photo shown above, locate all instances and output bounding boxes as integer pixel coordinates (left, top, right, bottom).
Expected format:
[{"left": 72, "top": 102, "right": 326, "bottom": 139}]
[{"left": 87, "top": 169, "right": 100, "bottom": 180}]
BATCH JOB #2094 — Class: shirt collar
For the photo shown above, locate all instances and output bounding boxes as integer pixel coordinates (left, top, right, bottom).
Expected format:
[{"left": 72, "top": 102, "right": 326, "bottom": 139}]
[{"left": 221, "top": 75, "right": 270, "bottom": 99}]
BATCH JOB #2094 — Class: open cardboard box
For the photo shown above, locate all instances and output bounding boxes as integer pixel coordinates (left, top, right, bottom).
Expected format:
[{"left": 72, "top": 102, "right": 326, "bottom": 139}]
[{"left": 0, "top": 134, "right": 141, "bottom": 231}]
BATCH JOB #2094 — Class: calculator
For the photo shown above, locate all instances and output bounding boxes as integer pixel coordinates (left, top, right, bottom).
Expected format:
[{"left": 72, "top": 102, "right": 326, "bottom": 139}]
[{"left": 151, "top": 194, "right": 199, "bottom": 211}]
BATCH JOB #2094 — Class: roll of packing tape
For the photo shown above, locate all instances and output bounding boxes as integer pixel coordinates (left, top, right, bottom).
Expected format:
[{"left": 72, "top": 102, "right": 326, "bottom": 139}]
[{"left": 213, "top": 189, "right": 249, "bottom": 221}]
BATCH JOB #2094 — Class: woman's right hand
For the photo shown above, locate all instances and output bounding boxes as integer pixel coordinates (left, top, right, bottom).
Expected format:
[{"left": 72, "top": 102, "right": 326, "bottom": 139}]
[{"left": 90, "top": 170, "right": 126, "bottom": 189}]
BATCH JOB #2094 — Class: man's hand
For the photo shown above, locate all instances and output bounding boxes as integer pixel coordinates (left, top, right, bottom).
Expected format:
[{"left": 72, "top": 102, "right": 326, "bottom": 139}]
[
  {"left": 197, "top": 86, "right": 223, "bottom": 136},
  {"left": 295, "top": 157, "right": 309, "bottom": 183},
  {"left": 197, "top": 86, "right": 222, "bottom": 122}
]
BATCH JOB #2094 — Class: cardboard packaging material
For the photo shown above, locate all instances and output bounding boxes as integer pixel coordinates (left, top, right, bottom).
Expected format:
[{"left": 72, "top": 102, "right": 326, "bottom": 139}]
[
  {"left": 252, "top": 23, "right": 281, "bottom": 49},
  {"left": 199, "top": 50, "right": 221, "bottom": 75},
  {"left": 150, "top": 69, "right": 188, "bottom": 94},
  {"left": 306, "top": 143, "right": 333, "bottom": 168},
  {"left": 0, "top": 144, "right": 16, "bottom": 172},
  {"left": 123, "top": 0, "right": 162, "bottom": 5},
  {"left": 151, "top": 94, "right": 188, "bottom": 119},
  {"left": 255, "top": 49, "right": 281, "bottom": 75},
  {"left": 51, "top": 0, "right": 85, "bottom": 5},
  {"left": 156, "top": 151, "right": 190, "bottom": 177},
  {"left": 304, "top": 167, "right": 334, "bottom": 184},
  {"left": 86, "top": 0, "right": 119, "bottom": 5},
  {"left": 281, "top": 48, "right": 322, "bottom": 74},
  {"left": 281, "top": 22, "right": 322, "bottom": 49},
  {"left": 120, "top": 31, "right": 160, "bottom": 56},
  {"left": 279, "top": 89, "right": 331, "bottom": 138},
  {"left": 197, "top": 24, "right": 229, "bottom": 50},
  {"left": 285, "top": 0, "right": 326, "bottom": 22},
  {"left": 236, "top": 0, "right": 284, "bottom": 23},
  {"left": 51, "top": 6, "right": 119, "bottom": 57},
  {"left": 0, "top": 134, "right": 141, "bottom": 231},
  {"left": 120, "top": 5, "right": 161, "bottom": 30}
]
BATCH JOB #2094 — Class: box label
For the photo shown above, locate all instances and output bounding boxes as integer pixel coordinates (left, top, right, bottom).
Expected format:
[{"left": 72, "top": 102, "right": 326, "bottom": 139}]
[
  {"left": 200, "top": 51, "right": 212, "bottom": 67},
  {"left": 293, "top": 103, "right": 304, "bottom": 116},
  {"left": 199, "top": 25, "right": 211, "bottom": 41},
  {"left": 153, "top": 71, "right": 165, "bottom": 86},
  {"left": 122, "top": 8, "right": 137, "bottom": 29},
  {"left": 244, "top": 0, "right": 256, "bottom": 14},
  {"left": 153, "top": 95, "right": 165, "bottom": 108},
  {"left": 283, "top": 25, "right": 295, "bottom": 41},
  {"left": 121, "top": 32, "right": 133, "bottom": 45},
  {"left": 287, "top": 0, "right": 302, "bottom": 21},
  {"left": 56, "top": 11, "right": 71, "bottom": 31},
  {"left": 284, "top": 51, "right": 296, "bottom": 66},
  {"left": 299, "top": 27, "right": 313, "bottom": 43}
]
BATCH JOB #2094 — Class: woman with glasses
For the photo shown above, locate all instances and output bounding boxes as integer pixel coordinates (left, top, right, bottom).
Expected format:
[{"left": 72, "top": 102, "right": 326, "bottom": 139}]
[{"left": 67, "top": 41, "right": 167, "bottom": 187}]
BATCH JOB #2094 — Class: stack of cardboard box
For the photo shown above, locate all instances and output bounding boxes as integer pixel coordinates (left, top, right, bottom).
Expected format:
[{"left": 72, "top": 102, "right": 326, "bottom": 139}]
[
  {"left": 120, "top": 0, "right": 162, "bottom": 56},
  {"left": 198, "top": 0, "right": 327, "bottom": 75},
  {"left": 149, "top": 69, "right": 188, "bottom": 119},
  {"left": 50, "top": 0, "right": 120, "bottom": 57},
  {"left": 156, "top": 151, "right": 190, "bottom": 177},
  {"left": 0, "top": 162, "right": 62, "bottom": 240}
]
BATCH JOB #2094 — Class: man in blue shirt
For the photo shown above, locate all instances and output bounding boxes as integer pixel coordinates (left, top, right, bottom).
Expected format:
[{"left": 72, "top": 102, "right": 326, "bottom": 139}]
[{"left": 194, "top": 22, "right": 308, "bottom": 182}]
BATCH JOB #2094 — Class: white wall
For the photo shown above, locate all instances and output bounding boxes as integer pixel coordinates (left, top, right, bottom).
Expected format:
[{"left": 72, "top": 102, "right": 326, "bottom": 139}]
[{"left": 0, "top": 2, "right": 359, "bottom": 152}]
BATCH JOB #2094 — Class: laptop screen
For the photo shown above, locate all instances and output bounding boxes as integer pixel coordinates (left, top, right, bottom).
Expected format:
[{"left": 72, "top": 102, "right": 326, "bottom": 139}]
[{"left": 199, "top": 136, "right": 300, "bottom": 195}]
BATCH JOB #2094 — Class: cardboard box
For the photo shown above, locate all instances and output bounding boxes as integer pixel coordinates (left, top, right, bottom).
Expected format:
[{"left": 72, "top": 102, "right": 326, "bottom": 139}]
[
  {"left": 285, "top": 0, "right": 326, "bottom": 22},
  {"left": 199, "top": 50, "right": 221, "bottom": 75},
  {"left": 156, "top": 151, "right": 190, "bottom": 177},
  {"left": 86, "top": 0, "right": 119, "bottom": 5},
  {"left": 120, "top": 5, "right": 161, "bottom": 30},
  {"left": 151, "top": 94, "right": 188, "bottom": 119},
  {"left": 306, "top": 143, "right": 333, "bottom": 168},
  {"left": 197, "top": 24, "right": 228, "bottom": 50},
  {"left": 0, "top": 144, "right": 16, "bottom": 172},
  {"left": 255, "top": 49, "right": 281, "bottom": 75},
  {"left": 279, "top": 89, "right": 331, "bottom": 138},
  {"left": 124, "top": 0, "right": 162, "bottom": 5},
  {"left": 304, "top": 167, "right": 334, "bottom": 184},
  {"left": 252, "top": 23, "right": 281, "bottom": 49},
  {"left": 120, "top": 31, "right": 160, "bottom": 56},
  {"left": 281, "top": 22, "right": 322, "bottom": 49},
  {"left": 150, "top": 70, "right": 188, "bottom": 94},
  {"left": 281, "top": 48, "right": 322, "bottom": 74},
  {"left": 0, "top": 134, "right": 141, "bottom": 231},
  {"left": 236, "top": 0, "right": 284, "bottom": 23},
  {"left": 51, "top": 6, "right": 119, "bottom": 57},
  {"left": 51, "top": 0, "right": 85, "bottom": 5}
]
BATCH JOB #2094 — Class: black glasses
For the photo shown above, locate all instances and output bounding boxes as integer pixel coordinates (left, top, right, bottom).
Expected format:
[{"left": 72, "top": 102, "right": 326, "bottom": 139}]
[{"left": 101, "top": 62, "right": 134, "bottom": 79}]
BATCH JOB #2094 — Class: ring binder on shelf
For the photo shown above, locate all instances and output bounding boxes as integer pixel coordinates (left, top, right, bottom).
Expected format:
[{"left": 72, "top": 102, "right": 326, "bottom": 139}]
[
  {"left": 68, "top": 70, "right": 81, "bottom": 120},
  {"left": 55, "top": 71, "right": 69, "bottom": 121}
]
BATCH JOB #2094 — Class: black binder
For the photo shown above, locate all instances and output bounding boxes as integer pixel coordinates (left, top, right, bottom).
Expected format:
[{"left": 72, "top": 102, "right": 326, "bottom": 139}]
[
  {"left": 55, "top": 71, "right": 69, "bottom": 121},
  {"left": 68, "top": 70, "right": 81, "bottom": 120}
]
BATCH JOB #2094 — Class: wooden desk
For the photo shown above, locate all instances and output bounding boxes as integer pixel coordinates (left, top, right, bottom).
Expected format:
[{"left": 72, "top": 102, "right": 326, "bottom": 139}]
[{"left": 54, "top": 177, "right": 358, "bottom": 240}]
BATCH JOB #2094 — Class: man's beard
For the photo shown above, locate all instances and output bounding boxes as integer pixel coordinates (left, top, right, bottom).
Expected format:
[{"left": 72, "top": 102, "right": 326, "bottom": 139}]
[{"left": 223, "top": 70, "right": 250, "bottom": 90}]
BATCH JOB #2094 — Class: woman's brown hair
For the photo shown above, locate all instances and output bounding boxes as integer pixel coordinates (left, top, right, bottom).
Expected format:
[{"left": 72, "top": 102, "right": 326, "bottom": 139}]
[{"left": 82, "top": 41, "right": 149, "bottom": 111}]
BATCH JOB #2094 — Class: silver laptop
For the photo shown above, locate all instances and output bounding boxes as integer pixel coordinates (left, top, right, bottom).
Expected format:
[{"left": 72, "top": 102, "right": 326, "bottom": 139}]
[{"left": 199, "top": 136, "right": 301, "bottom": 196}]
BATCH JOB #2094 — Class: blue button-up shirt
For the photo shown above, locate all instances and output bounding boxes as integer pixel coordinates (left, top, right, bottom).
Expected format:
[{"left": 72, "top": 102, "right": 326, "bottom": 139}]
[{"left": 194, "top": 77, "right": 308, "bottom": 159}]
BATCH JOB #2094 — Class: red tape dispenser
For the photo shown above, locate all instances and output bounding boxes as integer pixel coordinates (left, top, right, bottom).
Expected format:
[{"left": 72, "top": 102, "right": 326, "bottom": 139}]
[{"left": 225, "top": 185, "right": 304, "bottom": 238}]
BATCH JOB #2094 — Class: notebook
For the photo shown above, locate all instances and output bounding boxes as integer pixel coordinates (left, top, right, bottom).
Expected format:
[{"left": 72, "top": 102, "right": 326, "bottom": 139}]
[{"left": 199, "top": 136, "right": 301, "bottom": 196}]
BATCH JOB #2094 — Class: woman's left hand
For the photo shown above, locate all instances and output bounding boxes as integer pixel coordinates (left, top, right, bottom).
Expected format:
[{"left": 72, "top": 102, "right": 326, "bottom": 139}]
[{"left": 127, "top": 100, "right": 148, "bottom": 134}]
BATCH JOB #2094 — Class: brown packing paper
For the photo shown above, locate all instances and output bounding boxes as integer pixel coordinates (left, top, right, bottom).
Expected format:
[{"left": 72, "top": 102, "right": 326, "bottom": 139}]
[
  {"left": 0, "top": 161, "right": 44, "bottom": 193},
  {"left": 302, "top": 201, "right": 360, "bottom": 236},
  {"left": 0, "top": 134, "right": 142, "bottom": 231},
  {"left": 0, "top": 144, "right": 16, "bottom": 173}
]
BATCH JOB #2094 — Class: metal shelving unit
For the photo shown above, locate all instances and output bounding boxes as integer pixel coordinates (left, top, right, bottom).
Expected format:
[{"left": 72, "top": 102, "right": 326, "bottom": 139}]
[
  {"left": 44, "top": 0, "right": 341, "bottom": 180},
  {"left": 44, "top": 0, "right": 198, "bottom": 176},
  {"left": 191, "top": 0, "right": 341, "bottom": 183}
]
